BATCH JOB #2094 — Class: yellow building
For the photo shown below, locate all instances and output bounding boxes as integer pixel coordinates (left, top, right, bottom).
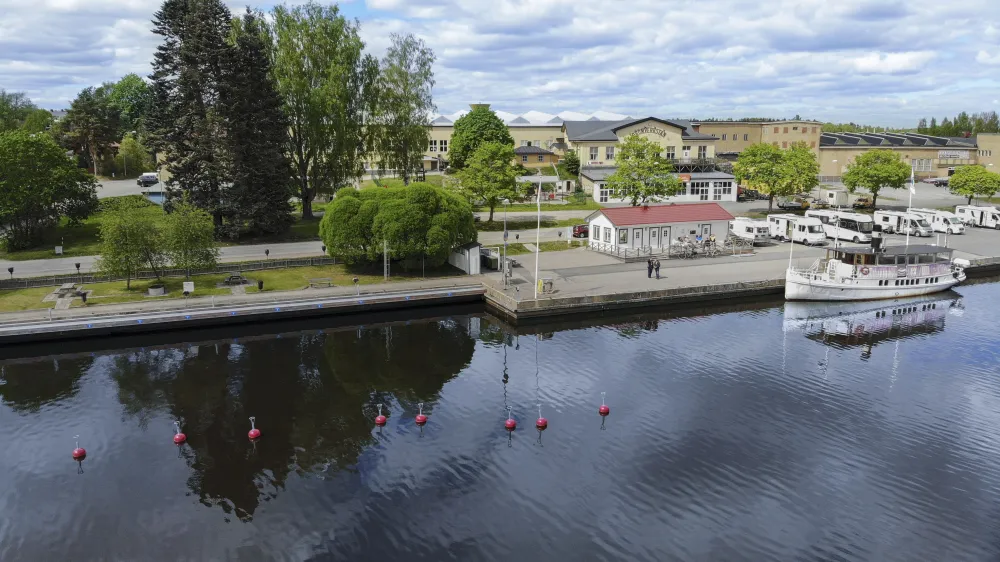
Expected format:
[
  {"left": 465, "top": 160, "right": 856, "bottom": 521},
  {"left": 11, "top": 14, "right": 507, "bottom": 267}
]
[
  {"left": 692, "top": 120, "right": 822, "bottom": 156},
  {"left": 818, "top": 132, "right": 978, "bottom": 181},
  {"left": 977, "top": 133, "right": 1000, "bottom": 174},
  {"left": 513, "top": 145, "right": 559, "bottom": 168}
]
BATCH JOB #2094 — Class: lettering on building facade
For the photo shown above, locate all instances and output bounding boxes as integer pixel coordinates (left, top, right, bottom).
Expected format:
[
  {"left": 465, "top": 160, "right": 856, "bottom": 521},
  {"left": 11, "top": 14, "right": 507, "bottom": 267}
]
[
  {"left": 632, "top": 125, "right": 669, "bottom": 138},
  {"left": 938, "top": 150, "right": 970, "bottom": 160}
]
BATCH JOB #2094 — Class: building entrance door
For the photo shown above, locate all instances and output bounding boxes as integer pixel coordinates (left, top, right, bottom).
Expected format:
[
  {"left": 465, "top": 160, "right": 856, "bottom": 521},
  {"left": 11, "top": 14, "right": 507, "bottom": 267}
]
[
  {"left": 649, "top": 227, "right": 659, "bottom": 248},
  {"left": 661, "top": 226, "right": 671, "bottom": 247},
  {"left": 632, "top": 228, "right": 643, "bottom": 248},
  {"left": 699, "top": 224, "right": 712, "bottom": 237}
]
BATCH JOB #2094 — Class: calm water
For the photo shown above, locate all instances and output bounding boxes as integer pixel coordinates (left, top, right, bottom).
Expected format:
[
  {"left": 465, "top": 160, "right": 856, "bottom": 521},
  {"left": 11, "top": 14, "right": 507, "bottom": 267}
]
[{"left": 3, "top": 283, "right": 1000, "bottom": 561}]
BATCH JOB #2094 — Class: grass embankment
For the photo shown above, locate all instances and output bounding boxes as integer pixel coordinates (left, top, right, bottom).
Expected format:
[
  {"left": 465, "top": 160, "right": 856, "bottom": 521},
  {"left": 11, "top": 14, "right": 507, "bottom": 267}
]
[
  {"left": 476, "top": 218, "right": 582, "bottom": 232},
  {"left": 2, "top": 196, "right": 324, "bottom": 261},
  {"left": 0, "top": 264, "right": 464, "bottom": 313},
  {"left": 492, "top": 241, "right": 585, "bottom": 256}
]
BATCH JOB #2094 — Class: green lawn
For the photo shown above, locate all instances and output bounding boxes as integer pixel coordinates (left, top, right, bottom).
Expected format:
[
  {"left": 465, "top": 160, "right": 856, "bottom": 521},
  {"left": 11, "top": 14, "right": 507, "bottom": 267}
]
[
  {"left": 358, "top": 175, "right": 446, "bottom": 189},
  {"left": 491, "top": 241, "right": 585, "bottom": 257},
  {"left": 0, "top": 263, "right": 464, "bottom": 313},
  {"left": 476, "top": 218, "right": 582, "bottom": 232}
]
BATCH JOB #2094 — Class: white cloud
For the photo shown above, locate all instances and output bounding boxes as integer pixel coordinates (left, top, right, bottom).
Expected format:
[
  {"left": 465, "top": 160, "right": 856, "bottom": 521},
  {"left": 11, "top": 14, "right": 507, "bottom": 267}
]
[
  {"left": 1, "top": 0, "right": 999, "bottom": 126},
  {"left": 976, "top": 50, "right": 1000, "bottom": 66}
]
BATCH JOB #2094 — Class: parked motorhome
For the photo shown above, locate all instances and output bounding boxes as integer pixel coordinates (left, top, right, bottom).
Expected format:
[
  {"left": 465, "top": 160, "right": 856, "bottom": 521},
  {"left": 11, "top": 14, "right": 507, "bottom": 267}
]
[
  {"left": 730, "top": 217, "right": 771, "bottom": 245},
  {"left": 820, "top": 188, "right": 850, "bottom": 208},
  {"left": 767, "top": 214, "right": 827, "bottom": 245},
  {"left": 908, "top": 208, "right": 965, "bottom": 234},
  {"left": 872, "top": 210, "right": 933, "bottom": 237},
  {"left": 955, "top": 205, "right": 1000, "bottom": 229},
  {"left": 804, "top": 210, "right": 874, "bottom": 243}
]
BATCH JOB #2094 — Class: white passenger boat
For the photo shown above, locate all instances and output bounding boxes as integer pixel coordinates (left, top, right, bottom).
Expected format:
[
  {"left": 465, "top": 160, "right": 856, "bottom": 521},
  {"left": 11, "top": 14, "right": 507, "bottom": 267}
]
[{"left": 785, "top": 243, "right": 966, "bottom": 301}]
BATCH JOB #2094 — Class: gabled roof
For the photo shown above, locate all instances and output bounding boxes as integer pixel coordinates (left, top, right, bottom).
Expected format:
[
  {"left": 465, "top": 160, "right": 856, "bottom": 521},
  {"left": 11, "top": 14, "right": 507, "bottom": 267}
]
[
  {"left": 589, "top": 203, "right": 734, "bottom": 226},
  {"left": 513, "top": 145, "right": 554, "bottom": 155},
  {"left": 565, "top": 117, "right": 716, "bottom": 142}
]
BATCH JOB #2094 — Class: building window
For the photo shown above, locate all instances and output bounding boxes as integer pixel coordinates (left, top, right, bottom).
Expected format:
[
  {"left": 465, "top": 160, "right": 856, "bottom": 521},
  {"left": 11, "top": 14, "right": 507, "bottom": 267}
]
[
  {"left": 698, "top": 146, "right": 707, "bottom": 159},
  {"left": 429, "top": 140, "right": 437, "bottom": 151},
  {"left": 619, "top": 229, "right": 627, "bottom": 244},
  {"left": 666, "top": 146, "right": 676, "bottom": 159},
  {"left": 538, "top": 155, "right": 544, "bottom": 162},
  {"left": 689, "top": 181, "right": 710, "bottom": 200},
  {"left": 604, "top": 227, "right": 611, "bottom": 243},
  {"left": 606, "top": 146, "right": 615, "bottom": 160},
  {"left": 598, "top": 184, "right": 608, "bottom": 203},
  {"left": 812, "top": 127, "right": 817, "bottom": 133},
  {"left": 722, "top": 133, "right": 727, "bottom": 140},
  {"left": 783, "top": 127, "right": 789, "bottom": 133},
  {"left": 782, "top": 141, "right": 788, "bottom": 148},
  {"left": 792, "top": 126, "right": 799, "bottom": 131},
  {"left": 774, "top": 127, "right": 779, "bottom": 133},
  {"left": 521, "top": 140, "right": 529, "bottom": 147},
  {"left": 711, "top": 181, "right": 733, "bottom": 200},
  {"left": 522, "top": 155, "right": 528, "bottom": 163},
  {"left": 744, "top": 134, "right": 749, "bottom": 141},
  {"left": 535, "top": 140, "right": 541, "bottom": 148},
  {"left": 440, "top": 140, "right": 447, "bottom": 152},
  {"left": 682, "top": 145, "right": 691, "bottom": 158},
  {"left": 590, "top": 147, "right": 599, "bottom": 161}
]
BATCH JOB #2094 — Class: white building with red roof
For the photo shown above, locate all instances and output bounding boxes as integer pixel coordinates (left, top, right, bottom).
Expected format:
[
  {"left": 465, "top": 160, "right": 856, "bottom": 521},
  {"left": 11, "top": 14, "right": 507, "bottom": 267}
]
[{"left": 586, "top": 203, "right": 735, "bottom": 253}]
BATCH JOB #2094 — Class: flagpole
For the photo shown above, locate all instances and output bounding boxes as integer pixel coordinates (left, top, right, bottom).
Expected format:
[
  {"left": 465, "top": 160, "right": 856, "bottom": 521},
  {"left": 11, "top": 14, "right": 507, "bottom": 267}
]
[{"left": 906, "top": 168, "right": 914, "bottom": 248}]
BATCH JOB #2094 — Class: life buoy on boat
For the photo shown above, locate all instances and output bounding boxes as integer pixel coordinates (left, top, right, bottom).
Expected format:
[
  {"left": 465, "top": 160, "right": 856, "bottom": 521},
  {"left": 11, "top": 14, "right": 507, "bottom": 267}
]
[{"left": 860, "top": 267, "right": 870, "bottom": 276}]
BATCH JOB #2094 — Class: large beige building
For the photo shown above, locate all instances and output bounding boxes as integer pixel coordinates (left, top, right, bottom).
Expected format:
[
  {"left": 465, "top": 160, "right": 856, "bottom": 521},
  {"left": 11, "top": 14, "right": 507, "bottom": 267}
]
[
  {"left": 692, "top": 120, "right": 823, "bottom": 156},
  {"left": 818, "top": 132, "right": 978, "bottom": 181}
]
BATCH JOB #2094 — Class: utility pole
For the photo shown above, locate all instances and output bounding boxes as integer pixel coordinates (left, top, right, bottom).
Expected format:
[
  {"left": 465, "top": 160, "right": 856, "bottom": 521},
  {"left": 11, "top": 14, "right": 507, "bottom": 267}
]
[{"left": 383, "top": 239, "right": 389, "bottom": 281}]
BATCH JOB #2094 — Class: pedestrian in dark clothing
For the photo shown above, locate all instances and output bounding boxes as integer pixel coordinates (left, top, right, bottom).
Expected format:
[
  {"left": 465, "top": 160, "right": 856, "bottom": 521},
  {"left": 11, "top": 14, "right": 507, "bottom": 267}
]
[
  {"left": 647, "top": 259, "right": 653, "bottom": 278},
  {"left": 654, "top": 259, "right": 661, "bottom": 279}
]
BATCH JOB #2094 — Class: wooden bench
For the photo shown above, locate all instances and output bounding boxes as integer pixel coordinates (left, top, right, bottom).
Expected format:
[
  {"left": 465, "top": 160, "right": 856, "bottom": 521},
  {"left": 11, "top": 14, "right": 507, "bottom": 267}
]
[{"left": 308, "top": 278, "right": 333, "bottom": 288}]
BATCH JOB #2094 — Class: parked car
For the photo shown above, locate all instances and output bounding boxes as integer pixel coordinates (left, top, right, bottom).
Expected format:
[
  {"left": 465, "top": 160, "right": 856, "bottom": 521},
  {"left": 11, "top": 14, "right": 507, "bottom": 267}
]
[
  {"left": 928, "top": 177, "right": 950, "bottom": 187},
  {"left": 572, "top": 224, "right": 589, "bottom": 238},
  {"left": 738, "top": 187, "right": 763, "bottom": 202},
  {"left": 136, "top": 172, "right": 159, "bottom": 188},
  {"left": 777, "top": 197, "right": 810, "bottom": 210},
  {"left": 852, "top": 196, "right": 873, "bottom": 209}
]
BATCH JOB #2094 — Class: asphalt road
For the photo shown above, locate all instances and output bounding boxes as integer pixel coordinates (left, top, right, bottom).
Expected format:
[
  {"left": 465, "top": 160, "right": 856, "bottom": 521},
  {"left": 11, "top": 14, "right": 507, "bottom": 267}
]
[{"left": 98, "top": 178, "right": 154, "bottom": 199}]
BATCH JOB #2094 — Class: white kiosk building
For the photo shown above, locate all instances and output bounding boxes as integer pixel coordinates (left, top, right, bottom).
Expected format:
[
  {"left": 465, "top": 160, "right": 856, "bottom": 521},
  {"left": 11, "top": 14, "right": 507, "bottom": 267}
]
[{"left": 586, "top": 203, "right": 735, "bottom": 253}]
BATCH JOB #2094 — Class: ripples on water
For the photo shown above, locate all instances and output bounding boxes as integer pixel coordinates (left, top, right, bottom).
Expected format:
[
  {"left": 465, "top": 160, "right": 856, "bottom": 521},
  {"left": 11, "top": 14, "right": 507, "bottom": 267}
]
[{"left": 2, "top": 284, "right": 1000, "bottom": 561}]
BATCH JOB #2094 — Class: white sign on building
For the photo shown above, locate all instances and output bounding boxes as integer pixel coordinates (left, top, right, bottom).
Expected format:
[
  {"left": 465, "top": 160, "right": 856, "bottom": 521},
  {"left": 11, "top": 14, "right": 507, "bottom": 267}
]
[{"left": 938, "top": 150, "right": 970, "bottom": 160}]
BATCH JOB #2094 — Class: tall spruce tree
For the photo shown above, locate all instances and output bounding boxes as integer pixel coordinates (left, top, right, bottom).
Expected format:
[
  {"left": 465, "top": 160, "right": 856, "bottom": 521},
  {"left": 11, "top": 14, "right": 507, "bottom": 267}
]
[
  {"left": 149, "top": 0, "right": 232, "bottom": 228},
  {"left": 219, "top": 10, "right": 293, "bottom": 237}
]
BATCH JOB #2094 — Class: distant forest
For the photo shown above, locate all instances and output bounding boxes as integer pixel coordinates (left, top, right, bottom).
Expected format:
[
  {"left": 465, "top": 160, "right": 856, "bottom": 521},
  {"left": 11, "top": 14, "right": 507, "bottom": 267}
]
[{"left": 916, "top": 111, "right": 1000, "bottom": 137}]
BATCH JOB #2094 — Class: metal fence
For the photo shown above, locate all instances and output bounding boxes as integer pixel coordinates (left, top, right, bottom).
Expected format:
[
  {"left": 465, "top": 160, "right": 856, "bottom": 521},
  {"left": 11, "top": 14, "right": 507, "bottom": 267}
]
[{"left": 0, "top": 257, "right": 339, "bottom": 290}]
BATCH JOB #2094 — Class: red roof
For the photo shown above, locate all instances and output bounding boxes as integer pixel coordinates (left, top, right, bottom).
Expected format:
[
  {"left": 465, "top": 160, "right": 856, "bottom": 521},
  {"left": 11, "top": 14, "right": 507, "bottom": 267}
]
[{"left": 596, "top": 203, "right": 734, "bottom": 226}]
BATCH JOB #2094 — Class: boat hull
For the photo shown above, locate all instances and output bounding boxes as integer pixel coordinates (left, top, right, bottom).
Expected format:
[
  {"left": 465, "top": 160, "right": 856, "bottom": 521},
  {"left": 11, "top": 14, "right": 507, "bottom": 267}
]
[{"left": 785, "top": 272, "right": 964, "bottom": 301}]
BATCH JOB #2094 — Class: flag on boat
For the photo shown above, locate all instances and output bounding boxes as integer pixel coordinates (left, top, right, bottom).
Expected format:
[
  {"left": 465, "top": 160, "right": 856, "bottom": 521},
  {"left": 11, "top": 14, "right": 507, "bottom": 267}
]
[{"left": 909, "top": 167, "right": 916, "bottom": 194}]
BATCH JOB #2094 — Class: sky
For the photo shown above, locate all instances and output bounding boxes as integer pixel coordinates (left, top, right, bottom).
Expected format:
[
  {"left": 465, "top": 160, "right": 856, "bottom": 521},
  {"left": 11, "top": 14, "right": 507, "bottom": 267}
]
[{"left": 2, "top": 0, "right": 999, "bottom": 127}]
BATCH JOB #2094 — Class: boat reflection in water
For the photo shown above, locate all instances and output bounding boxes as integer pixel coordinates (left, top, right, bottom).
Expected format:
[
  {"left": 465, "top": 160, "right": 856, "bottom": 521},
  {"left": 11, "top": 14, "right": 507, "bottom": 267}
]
[{"left": 783, "top": 292, "right": 963, "bottom": 358}]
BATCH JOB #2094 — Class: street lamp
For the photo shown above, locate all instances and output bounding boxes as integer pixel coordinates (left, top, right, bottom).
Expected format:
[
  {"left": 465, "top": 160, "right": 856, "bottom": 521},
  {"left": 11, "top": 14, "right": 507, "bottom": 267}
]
[
  {"left": 6, "top": 267, "right": 12, "bottom": 279},
  {"left": 75, "top": 262, "right": 81, "bottom": 283},
  {"left": 502, "top": 198, "right": 509, "bottom": 287},
  {"left": 265, "top": 249, "right": 270, "bottom": 260}
]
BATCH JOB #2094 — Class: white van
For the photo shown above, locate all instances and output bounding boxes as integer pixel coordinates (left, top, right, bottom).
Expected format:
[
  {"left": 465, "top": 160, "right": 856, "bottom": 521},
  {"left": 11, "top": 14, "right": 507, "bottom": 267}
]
[
  {"left": 872, "top": 210, "right": 933, "bottom": 237},
  {"left": 768, "top": 214, "right": 826, "bottom": 245},
  {"left": 820, "top": 188, "right": 849, "bottom": 208},
  {"left": 955, "top": 205, "right": 1000, "bottom": 229},
  {"left": 804, "top": 209, "right": 874, "bottom": 243},
  {"left": 908, "top": 208, "right": 965, "bottom": 234},
  {"left": 730, "top": 217, "right": 771, "bottom": 245}
]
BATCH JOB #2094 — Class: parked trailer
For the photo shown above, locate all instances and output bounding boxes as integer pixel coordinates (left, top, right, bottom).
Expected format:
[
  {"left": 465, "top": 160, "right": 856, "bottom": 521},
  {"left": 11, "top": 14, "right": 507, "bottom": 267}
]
[
  {"left": 820, "top": 188, "right": 850, "bottom": 208},
  {"left": 767, "top": 214, "right": 827, "bottom": 245},
  {"left": 804, "top": 209, "right": 874, "bottom": 243},
  {"left": 955, "top": 205, "right": 1000, "bottom": 229},
  {"left": 908, "top": 208, "right": 965, "bottom": 234},
  {"left": 872, "top": 210, "right": 933, "bottom": 237},
  {"left": 729, "top": 217, "right": 771, "bottom": 245}
]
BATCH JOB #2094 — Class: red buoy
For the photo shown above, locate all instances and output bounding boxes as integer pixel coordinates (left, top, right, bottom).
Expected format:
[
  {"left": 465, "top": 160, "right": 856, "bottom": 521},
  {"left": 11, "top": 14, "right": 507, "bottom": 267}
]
[
  {"left": 535, "top": 404, "right": 548, "bottom": 430},
  {"left": 248, "top": 416, "right": 261, "bottom": 440},
  {"left": 505, "top": 407, "right": 517, "bottom": 431},
  {"left": 375, "top": 403, "right": 387, "bottom": 427},
  {"left": 173, "top": 421, "right": 187, "bottom": 444},
  {"left": 415, "top": 402, "right": 428, "bottom": 426},
  {"left": 72, "top": 435, "right": 86, "bottom": 460},
  {"left": 599, "top": 392, "right": 610, "bottom": 416}
]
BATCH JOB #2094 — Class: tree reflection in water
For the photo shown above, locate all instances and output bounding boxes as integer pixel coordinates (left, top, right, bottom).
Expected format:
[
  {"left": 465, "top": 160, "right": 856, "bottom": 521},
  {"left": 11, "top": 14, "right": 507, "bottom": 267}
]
[
  {"left": 106, "top": 319, "right": 476, "bottom": 521},
  {"left": 0, "top": 357, "right": 93, "bottom": 413}
]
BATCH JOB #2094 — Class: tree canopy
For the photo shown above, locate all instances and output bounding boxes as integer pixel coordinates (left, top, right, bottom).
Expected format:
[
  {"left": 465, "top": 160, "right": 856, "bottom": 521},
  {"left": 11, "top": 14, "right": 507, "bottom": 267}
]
[
  {"left": 604, "top": 134, "right": 680, "bottom": 206},
  {"left": 841, "top": 149, "right": 910, "bottom": 208},
  {"left": 733, "top": 143, "right": 788, "bottom": 211},
  {"left": 369, "top": 33, "right": 435, "bottom": 185},
  {"left": 96, "top": 197, "right": 167, "bottom": 288},
  {"left": 0, "top": 90, "right": 36, "bottom": 132},
  {"left": 162, "top": 200, "right": 219, "bottom": 276},
  {"left": 457, "top": 142, "right": 527, "bottom": 221},
  {"left": 319, "top": 183, "right": 476, "bottom": 267},
  {"left": 0, "top": 130, "right": 98, "bottom": 250},
  {"left": 63, "top": 86, "right": 120, "bottom": 176},
  {"left": 949, "top": 165, "right": 1000, "bottom": 205},
  {"left": 106, "top": 73, "right": 152, "bottom": 135},
  {"left": 777, "top": 141, "right": 819, "bottom": 198},
  {"left": 448, "top": 106, "right": 514, "bottom": 170}
]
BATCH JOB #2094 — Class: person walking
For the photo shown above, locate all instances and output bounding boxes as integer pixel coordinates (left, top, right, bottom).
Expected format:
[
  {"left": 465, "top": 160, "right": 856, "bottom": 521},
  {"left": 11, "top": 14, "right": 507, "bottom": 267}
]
[
  {"left": 654, "top": 259, "right": 661, "bottom": 279},
  {"left": 646, "top": 258, "right": 653, "bottom": 279}
]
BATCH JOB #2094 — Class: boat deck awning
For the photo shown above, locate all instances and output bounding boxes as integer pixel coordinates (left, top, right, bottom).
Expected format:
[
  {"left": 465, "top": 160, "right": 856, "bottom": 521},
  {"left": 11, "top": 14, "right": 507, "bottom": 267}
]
[{"left": 837, "top": 244, "right": 953, "bottom": 256}]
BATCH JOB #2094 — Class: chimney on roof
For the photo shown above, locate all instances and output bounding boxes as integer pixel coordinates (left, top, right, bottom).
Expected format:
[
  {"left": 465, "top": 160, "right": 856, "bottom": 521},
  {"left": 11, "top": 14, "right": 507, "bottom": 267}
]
[{"left": 470, "top": 103, "right": 490, "bottom": 110}]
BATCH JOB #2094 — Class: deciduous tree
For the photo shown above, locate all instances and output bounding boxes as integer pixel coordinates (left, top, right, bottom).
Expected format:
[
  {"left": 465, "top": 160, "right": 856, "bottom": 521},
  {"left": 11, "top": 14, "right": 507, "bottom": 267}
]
[
  {"left": 270, "top": 2, "right": 375, "bottom": 218},
  {"left": 162, "top": 200, "right": 219, "bottom": 276},
  {"left": 97, "top": 198, "right": 167, "bottom": 288},
  {"left": 370, "top": 33, "right": 435, "bottom": 185},
  {"left": 64, "top": 86, "right": 120, "bottom": 176},
  {"left": 949, "top": 165, "right": 1000, "bottom": 204},
  {"left": 107, "top": 73, "right": 152, "bottom": 135},
  {"left": 0, "top": 90, "right": 35, "bottom": 131},
  {"left": 0, "top": 131, "right": 98, "bottom": 251},
  {"left": 457, "top": 142, "right": 527, "bottom": 221},
  {"left": 21, "top": 109, "right": 54, "bottom": 134},
  {"left": 777, "top": 141, "right": 820, "bottom": 200},
  {"left": 733, "top": 142, "right": 787, "bottom": 212},
  {"left": 604, "top": 135, "right": 680, "bottom": 206},
  {"left": 449, "top": 105, "right": 514, "bottom": 170},
  {"left": 116, "top": 133, "right": 154, "bottom": 177},
  {"left": 841, "top": 149, "right": 910, "bottom": 209}
]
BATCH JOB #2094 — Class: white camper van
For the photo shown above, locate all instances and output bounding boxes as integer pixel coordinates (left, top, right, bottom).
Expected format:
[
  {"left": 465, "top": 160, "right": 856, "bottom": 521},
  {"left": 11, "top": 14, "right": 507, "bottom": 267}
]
[
  {"left": 955, "top": 205, "right": 1000, "bottom": 229},
  {"left": 730, "top": 217, "right": 771, "bottom": 245},
  {"left": 908, "top": 208, "right": 965, "bottom": 234},
  {"left": 820, "top": 188, "right": 850, "bottom": 208},
  {"left": 768, "top": 214, "right": 826, "bottom": 245},
  {"left": 872, "top": 210, "right": 933, "bottom": 237},
  {"left": 804, "top": 209, "right": 874, "bottom": 243}
]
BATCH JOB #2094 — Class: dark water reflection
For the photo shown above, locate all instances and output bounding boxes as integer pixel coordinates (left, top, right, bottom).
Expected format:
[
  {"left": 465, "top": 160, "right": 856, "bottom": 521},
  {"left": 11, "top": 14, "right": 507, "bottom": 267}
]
[{"left": 3, "top": 284, "right": 1000, "bottom": 561}]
